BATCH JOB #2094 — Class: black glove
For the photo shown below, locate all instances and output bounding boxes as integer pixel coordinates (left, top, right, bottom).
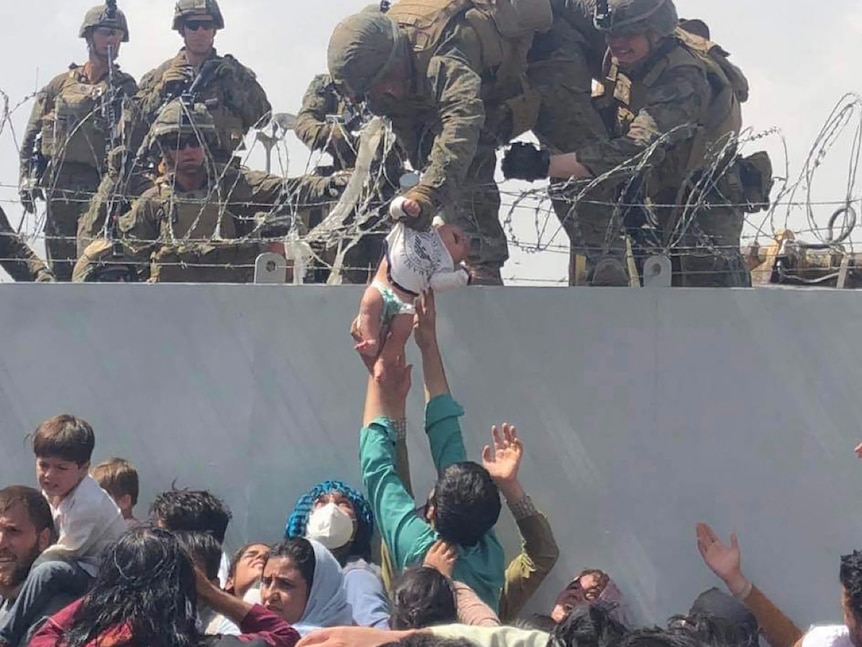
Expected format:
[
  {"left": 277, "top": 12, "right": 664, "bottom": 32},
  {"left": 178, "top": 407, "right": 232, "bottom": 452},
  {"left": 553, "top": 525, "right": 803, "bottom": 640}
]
[{"left": 502, "top": 142, "right": 550, "bottom": 182}]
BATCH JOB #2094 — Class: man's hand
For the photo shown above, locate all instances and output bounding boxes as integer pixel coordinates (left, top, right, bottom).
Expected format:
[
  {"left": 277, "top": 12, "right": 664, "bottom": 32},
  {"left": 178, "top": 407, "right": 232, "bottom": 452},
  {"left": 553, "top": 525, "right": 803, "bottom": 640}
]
[
  {"left": 423, "top": 540, "right": 457, "bottom": 578},
  {"left": 481, "top": 423, "right": 523, "bottom": 485},
  {"left": 550, "top": 586, "right": 581, "bottom": 623},
  {"left": 501, "top": 142, "right": 550, "bottom": 182},
  {"left": 161, "top": 64, "right": 194, "bottom": 96},
  {"left": 413, "top": 290, "right": 438, "bottom": 352},
  {"left": 19, "top": 186, "right": 42, "bottom": 214},
  {"left": 696, "top": 522, "right": 750, "bottom": 597},
  {"left": 376, "top": 353, "right": 412, "bottom": 403},
  {"left": 855, "top": 443, "right": 862, "bottom": 458}
]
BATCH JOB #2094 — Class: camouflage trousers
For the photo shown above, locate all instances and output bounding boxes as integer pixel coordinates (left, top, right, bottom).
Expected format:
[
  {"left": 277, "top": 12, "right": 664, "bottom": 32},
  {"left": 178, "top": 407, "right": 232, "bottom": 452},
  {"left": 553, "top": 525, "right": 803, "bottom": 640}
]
[
  {"left": 77, "top": 169, "right": 155, "bottom": 259},
  {"left": 527, "top": 22, "right": 615, "bottom": 285},
  {"left": 0, "top": 206, "right": 52, "bottom": 282},
  {"left": 41, "top": 163, "right": 101, "bottom": 282}
]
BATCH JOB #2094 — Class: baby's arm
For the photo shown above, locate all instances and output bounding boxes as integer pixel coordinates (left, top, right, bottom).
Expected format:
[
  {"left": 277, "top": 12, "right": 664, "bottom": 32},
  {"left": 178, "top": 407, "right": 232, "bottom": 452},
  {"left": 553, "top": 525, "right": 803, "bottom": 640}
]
[{"left": 429, "top": 266, "right": 471, "bottom": 292}]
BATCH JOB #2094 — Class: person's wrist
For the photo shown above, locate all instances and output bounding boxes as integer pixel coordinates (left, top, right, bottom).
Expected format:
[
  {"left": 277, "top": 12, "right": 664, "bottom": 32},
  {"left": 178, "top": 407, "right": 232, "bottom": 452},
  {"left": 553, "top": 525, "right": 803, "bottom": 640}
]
[{"left": 724, "top": 572, "right": 751, "bottom": 598}]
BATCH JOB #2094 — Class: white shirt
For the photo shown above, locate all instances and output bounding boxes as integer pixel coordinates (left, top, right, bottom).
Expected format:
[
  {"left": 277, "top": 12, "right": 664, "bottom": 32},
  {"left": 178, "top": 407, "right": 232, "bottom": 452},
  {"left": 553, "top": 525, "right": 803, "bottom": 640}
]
[
  {"left": 34, "top": 475, "right": 127, "bottom": 577},
  {"left": 803, "top": 626, "right": 853, "bottom": 647},
  {"left": 385, "top": 223, "right": 469, "bottom": 296}
]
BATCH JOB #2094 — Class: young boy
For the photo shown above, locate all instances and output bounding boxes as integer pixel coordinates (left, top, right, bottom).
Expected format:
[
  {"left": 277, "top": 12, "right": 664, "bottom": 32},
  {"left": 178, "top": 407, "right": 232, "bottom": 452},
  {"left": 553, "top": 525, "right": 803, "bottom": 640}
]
[
  {"left": 91, "top": 458, "right": 140, "bottom": 527},
  {"left": 0, "top": 415, "right": 126, "bottom": 647},
  {"left": 351, "top": 197, "right": 471, "bottom": 374}
]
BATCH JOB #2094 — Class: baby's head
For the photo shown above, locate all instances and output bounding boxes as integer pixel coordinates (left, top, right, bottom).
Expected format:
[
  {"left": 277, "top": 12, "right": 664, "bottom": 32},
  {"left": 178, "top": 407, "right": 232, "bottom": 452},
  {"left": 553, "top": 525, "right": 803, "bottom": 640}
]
[
  {"left": 434, "top": 221, "right": 471, "bottom": 265},
  {"left": 31, "top": 415, "right": 95, "bottom": 501}
]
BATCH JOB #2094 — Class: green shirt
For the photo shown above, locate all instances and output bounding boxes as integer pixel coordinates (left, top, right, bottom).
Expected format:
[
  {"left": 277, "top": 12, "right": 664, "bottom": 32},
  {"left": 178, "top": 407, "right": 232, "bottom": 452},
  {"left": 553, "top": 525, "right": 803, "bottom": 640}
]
[{"left": 359, "top": 394, "right": 505, "bottom": 610}]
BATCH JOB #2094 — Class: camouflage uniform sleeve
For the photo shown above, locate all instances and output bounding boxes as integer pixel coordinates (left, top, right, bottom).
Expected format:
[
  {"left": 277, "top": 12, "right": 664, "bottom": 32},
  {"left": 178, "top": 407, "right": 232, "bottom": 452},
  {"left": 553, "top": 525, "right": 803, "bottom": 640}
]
[
  {"left": 234, "top": 170, "right": 347, "bottom": 215},
  {"left": 294, "top": 74, "right": 340, "bottom": 151},
  {"left": 118, "top": 193, "right": 162, "bottom": 264},
  {"left": 222, "top": 56, "right": 272, "bottom": 131},
  {"left": 576, "top": 65, "right": 709, "bottom": 177},
  {"left": 18, "top": 75, "right": 62, "bottom": 180},
  {"left": 0, "top": 207, "right": 52, "bottom": 282},
  {"left": 411, "top": 24, "right": 486, "bottom": 219}
]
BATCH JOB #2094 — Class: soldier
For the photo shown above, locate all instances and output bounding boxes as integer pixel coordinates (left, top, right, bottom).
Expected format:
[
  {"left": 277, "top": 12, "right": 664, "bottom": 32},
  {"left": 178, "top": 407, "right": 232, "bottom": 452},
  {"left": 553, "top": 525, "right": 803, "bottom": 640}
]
[
  {"left": 77, "top": 100, "right": 345, "bottom": 283},
  {"left": 326, "top": 1, "right": 555, "bottom": 285},
  {"left": 295, "top": 74, "right": 361, "bottom": 173},
  {"left": 77, "top": 0, "right": 272, "bottom": 260},
  {"left": 502, "top": 0, "right": 753, "bottom": 287},
  {"left": 0, "top": 207, "right": 54, "bottom": 282},
  {"left": 18, "top": 3, "right": 136, "bottom": 281}
]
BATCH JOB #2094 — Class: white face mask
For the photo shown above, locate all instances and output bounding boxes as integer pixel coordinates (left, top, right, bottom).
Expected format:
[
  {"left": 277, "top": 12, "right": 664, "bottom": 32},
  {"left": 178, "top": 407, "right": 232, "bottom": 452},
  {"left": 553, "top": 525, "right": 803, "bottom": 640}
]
[{"left": 306, "top": 502, "right": 356, "bottom": 550}]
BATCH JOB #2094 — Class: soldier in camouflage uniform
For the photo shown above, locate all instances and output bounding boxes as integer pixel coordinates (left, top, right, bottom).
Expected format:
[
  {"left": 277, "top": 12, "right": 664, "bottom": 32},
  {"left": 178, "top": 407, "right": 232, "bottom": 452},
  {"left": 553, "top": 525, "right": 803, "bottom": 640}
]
[
  {"left": 327, "top": 1, "right": 557, "bottom": 285},
  {"left": 295, "top": 74, "right": 360, "bottom": 172},
  {"left": 77, "top": 0, "right": 271, "bottom": 261},
  {"left": 85, "top": 100, "right": 345, "bottom": 283},
  {"left": 18, "top": 4, "right": 136, "bottom": 281},
  {"left": 0, "top": 207, "right": 54, "bottom": 282},
  {"left": 503, "top": 0, "right": 752, "bottom": 287}
]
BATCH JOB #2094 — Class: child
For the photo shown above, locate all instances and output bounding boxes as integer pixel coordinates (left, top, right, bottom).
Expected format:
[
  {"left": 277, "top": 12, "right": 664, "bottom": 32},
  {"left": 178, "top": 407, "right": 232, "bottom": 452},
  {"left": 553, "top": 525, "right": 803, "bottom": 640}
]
[
  {"left": 0, "top": 415, "right": 127, "bottom": 647},
  {"left": 91, "top": 457, "right": 140, "bottom": 528},
  {"left": 351, "top": 197, "right": 471, "bottom": 372}
]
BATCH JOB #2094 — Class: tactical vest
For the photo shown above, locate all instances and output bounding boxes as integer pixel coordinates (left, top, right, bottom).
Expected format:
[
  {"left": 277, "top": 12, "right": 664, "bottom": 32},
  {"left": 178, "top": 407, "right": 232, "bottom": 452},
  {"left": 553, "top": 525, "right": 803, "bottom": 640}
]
[
  {"left": 40, "top": 69, "right": 114, "bottom": 168},
  {"left": 596, "top": 28, "right": 748, "bottom": 185},
  {"left": 387, "top": 0, "right": 552, "bottom": 90},
  {"left": 148, "top": 177, "right": 261, "bottom": 283}
]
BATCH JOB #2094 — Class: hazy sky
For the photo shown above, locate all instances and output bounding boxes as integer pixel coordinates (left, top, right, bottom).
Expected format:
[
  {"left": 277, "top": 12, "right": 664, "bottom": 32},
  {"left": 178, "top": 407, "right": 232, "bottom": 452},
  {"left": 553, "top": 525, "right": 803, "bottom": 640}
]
[{"left": 0, "top": 0, "right": 860, "bottom": 283}]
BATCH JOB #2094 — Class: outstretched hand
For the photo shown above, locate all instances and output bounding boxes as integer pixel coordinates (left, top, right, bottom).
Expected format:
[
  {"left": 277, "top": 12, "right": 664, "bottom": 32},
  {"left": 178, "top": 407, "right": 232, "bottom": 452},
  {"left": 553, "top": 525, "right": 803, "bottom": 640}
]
[
  {"left": 696, "top": 522, "right": 749, "bottom": 596},
  {"left": 413, "top": 290, "right": 437, "bottom": 351},
  {"left": 481, "top": 423, "right": 523, "bottom": 484},
  {"left": 423, "top": 540, "right": 457, "bottom": 578},
  {"left": 855, "top": 443, "right": 862, "bottom": 458}
]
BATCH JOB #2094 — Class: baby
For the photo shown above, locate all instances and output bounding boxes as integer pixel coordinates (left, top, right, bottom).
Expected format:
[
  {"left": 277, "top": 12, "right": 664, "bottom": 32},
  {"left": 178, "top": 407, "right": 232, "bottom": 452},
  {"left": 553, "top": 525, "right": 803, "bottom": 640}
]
[{"left": 352, "top": 196, "right": 471, "bottom": 371}]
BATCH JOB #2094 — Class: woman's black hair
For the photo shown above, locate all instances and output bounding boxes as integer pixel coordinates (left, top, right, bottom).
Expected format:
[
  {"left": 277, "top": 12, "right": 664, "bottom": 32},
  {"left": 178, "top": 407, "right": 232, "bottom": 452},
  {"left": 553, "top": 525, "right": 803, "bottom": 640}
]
[
  {"left": 266, "top": 537, "right": 316, "bottom": 591},
  {"left": 64, "top": 526, "right": 199, "bottom": 647},
  {"left": 390, "top": 566, "right": 457, "bottom": 629}
]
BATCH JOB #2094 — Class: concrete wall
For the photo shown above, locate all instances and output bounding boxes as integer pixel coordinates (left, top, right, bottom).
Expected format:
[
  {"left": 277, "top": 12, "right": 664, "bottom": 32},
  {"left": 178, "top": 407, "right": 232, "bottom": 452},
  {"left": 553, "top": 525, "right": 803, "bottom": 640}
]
[{"left": 1, "top": 284, "right": 860, "bottom": 629}]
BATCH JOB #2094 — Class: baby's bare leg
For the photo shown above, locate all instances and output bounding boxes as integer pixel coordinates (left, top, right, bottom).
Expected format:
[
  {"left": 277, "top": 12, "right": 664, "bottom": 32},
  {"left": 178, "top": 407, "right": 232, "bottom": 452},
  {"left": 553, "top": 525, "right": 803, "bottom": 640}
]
[
  {"left": 375, "top": 313, "right": 415, "bottom": 380},
  {"left": 353, "top": 286, "right": 384, "bottom": 358}
]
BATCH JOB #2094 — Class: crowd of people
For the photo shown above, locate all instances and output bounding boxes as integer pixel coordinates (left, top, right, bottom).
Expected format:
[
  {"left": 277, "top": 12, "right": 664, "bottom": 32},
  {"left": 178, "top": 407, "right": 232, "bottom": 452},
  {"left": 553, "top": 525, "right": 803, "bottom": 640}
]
[
  {"left": 0, "top": 289, "right": 856, "bottom": 647},
  {"left": 0, "top": 0, "right": 776, "bottom": 287}
]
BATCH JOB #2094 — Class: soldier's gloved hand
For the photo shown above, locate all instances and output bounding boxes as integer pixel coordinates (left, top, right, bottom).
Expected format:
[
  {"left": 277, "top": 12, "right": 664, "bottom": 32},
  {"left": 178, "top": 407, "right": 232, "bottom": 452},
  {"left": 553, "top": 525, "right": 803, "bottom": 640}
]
[
  {"left": 35, "top": 269, "right": 55, "bottom": 283},
  {"left": 19, "top": 186, "right": 42, "bottom": 214},
  {"left": 502, "top": 142, "right": 551, "bottom": 182},
  {"left": 161, "top": 65, "right": 194, "bottom": 97}
]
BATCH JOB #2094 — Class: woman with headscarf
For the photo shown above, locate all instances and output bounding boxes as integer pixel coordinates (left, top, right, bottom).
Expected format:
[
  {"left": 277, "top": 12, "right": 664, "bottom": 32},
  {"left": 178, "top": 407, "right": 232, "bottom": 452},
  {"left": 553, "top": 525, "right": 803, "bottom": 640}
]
[
  {"left": 285, "top": 480, "right": 389, "bottom": 628},
  {"left": 260, "top": 538, "right": 355, "bottom": 636},
  {"left": 546, "top": 569, "right": 630, "bottom": 627},
  {"left": 28, "top": 526, "right": 298, "bottom": 647}
]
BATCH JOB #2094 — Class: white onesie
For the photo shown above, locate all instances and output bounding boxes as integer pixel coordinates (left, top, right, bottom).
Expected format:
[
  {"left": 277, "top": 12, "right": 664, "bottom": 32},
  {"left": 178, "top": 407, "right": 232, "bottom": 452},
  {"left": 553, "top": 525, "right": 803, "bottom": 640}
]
[{"left": 384, "top": 221, "right": 470, "bottom": 296}]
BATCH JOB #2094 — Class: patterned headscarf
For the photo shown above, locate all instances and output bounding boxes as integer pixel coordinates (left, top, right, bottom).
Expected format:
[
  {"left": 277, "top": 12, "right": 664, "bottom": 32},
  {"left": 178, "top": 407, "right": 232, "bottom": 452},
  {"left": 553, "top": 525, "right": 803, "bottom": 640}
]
[{"left": 285, "top": 480, "right": 374, "bottom": 561}]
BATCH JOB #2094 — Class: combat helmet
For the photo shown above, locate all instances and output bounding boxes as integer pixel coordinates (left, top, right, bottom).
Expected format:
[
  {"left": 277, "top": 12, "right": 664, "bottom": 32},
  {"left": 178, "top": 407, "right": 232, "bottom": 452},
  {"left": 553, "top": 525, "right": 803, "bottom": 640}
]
[
  {"left": 594, "top": 0, "right": 678, "bottom": 37},
  {"left": 79, "top": 2, "right": 130, "bottom": 42},
  {"left": 327, "top": 9, "right": 404, "bottom": 101},
  {"left": 150, "top": 100, "right": 218, "bottom": 145},
  {"left": 72, "top": 240, "right": 138, "bottom": 283},
  {"left": 172, "top": 0, "right": 225, "bottom": 32}
]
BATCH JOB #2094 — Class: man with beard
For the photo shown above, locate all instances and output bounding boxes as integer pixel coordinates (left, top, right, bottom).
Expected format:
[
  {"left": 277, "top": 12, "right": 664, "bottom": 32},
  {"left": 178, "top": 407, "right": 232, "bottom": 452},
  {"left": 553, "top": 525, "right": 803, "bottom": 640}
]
[{"left": 0, "top": 486, "right": 82, "bottom": 646}]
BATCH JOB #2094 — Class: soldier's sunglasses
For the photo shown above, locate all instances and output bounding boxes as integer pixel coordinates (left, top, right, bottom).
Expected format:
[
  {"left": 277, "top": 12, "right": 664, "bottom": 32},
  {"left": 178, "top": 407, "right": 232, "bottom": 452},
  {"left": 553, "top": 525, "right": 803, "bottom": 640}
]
[
  {"left": 158, "top": 135, "right": 202, "bottom": 150},
  {"left": 184, "top": 20, "right": 215, "bottom": 32}
]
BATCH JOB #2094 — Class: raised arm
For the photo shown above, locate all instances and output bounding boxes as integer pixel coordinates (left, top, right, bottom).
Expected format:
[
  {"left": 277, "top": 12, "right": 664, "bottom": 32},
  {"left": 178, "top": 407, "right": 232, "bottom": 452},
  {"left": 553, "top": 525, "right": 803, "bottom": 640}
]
[
  {"left": 413, "top": 291, "right": 467, "bottom": 472},
  {"left": 483, "top": 424, "right": 559, "bottom": 621},
  {"left": 361, "top": 353, "right": 435, "bottom": 571},
  {"left": 696, "top": 523, "right": 803, "bottom": 647}
]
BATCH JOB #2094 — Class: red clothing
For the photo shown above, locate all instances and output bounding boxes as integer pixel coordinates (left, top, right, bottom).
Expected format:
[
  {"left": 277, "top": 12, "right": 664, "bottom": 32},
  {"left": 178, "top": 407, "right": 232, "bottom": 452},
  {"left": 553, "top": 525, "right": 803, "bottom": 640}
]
[{"left": 27, "top": 599, "right": 299, "bottom": 647}]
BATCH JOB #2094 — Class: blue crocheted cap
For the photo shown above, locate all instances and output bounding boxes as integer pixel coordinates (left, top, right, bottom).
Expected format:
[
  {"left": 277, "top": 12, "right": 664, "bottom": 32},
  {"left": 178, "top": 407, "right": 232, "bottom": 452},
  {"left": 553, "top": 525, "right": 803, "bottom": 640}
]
[{"left": 285, "top": 479, "right": 374, "bottom": 560}]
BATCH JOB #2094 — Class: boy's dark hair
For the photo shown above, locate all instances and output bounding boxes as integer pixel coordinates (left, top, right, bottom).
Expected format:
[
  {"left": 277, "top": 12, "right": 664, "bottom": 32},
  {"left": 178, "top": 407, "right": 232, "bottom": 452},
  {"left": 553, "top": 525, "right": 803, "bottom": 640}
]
[
  {"left": 31, "top": 414, "right": 95, "bottom": 465},
  {"left": 840, "top": 551, "right": 862, "bottom": 624},
  {"left": 680, "top": 587, "right": 759, "bottom": 647},
  {"left": 91, "top": 458, "right": 139, "bottom": 506},
  {"left": 149, "top": 489, "right": 232, "bottom": 543},
  {"left": 432, "top": 461, "right": 500, "bottom": 547},
  {"left": 266, "top": 538, "right": 316, "bottom": 591},
  {"left": 390, "top": 566, "right": 457, "bottom": 630},
  {"left": 174, "top": 530, "right": 222, "bottom": 581},
  {"left": 616, "top": 627, "right": 704, "bottom": 647},
  {"left": 553, "top": 603, "right": 629, "bottom": 647},
  {"left": 0, "top": 486, "right": 54, "bottom": 535},
  {"left": 382, "top": 637, "right": 476, "bottom": 647}
]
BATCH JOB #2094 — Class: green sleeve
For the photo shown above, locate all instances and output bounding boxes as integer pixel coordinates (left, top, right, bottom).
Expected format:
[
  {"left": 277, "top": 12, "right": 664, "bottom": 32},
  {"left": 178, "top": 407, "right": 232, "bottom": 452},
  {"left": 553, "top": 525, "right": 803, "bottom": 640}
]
[
  {"left": 425, "top": 394, "right": 467, "bottom": 473},
  {"left": 360, "top": 418, "right": 437, "bottom": 570}
]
